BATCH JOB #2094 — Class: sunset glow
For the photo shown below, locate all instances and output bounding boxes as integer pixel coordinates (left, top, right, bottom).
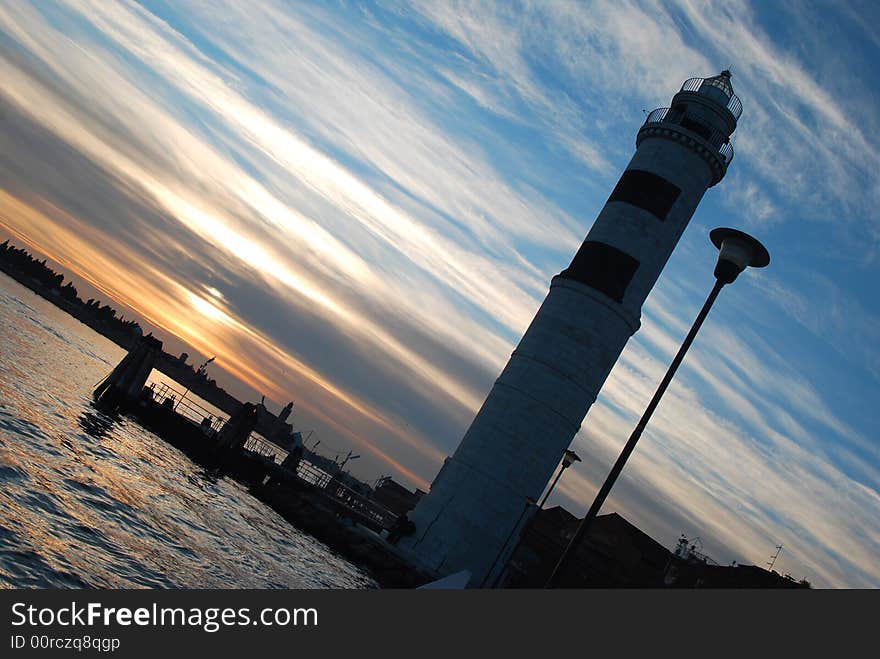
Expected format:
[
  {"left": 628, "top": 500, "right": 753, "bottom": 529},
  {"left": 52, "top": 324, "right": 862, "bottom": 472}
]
[{"left": 1, "top": 1, "right": 878, "bottom": 587}]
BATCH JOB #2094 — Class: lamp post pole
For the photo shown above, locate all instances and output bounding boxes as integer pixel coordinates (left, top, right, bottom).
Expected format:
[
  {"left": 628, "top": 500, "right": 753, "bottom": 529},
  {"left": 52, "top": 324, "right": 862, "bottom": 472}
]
[
  {"left": 481, "top": 497, "right": 536, "bottom": 588},
  {"left": 545, "top": 228, "right": 769, "bottom": 588},
  {"left": 484, "top": 450, "right": 581, "bottom": 588},
  {"left": 539, "top": 449, "right": 582, "bottom": 509}
]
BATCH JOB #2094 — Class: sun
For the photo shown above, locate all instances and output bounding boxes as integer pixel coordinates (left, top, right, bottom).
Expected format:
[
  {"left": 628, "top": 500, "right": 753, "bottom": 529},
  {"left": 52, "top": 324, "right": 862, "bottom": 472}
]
[{"left": 188, "top": 290, "right": 232, "bottom": 325}]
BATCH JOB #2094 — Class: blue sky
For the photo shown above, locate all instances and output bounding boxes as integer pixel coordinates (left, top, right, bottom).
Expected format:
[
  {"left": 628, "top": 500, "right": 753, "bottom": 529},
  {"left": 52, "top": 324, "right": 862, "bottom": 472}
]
[{"left": 0, "top": 1, "right": 877, "bottom": 587}]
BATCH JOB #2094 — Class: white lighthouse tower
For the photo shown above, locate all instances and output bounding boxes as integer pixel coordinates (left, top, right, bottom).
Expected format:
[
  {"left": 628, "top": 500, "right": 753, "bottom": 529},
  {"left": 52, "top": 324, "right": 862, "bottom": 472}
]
[{"left": 399, "top": 72, "right": 743, "bottom": 586}]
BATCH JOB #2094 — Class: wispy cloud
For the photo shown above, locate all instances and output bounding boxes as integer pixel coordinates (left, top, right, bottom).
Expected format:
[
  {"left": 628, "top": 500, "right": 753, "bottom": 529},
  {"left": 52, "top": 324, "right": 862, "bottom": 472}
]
[{"left": 0, "top": 0, "right": 877, "bottom": 586}]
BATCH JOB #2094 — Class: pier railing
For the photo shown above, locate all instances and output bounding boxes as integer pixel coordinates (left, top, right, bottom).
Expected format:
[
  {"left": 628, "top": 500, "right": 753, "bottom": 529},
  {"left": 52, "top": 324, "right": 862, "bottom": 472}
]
[
  {"left": 295, "top": 460, "right": 399, "bottom": 528},
  {"left": 149, "top": 380, "right": 400, "bottom": 529},
  {"left": 149, "top": 382, "right": 226, "bottom": 432},
  {"left": 244, "top": 434, "right": 284, "bottom": 461},
  {"left": 297, "top": 460, "right": 333, "bottom": 487},
  {"left": 324, "top": 476, "right": 400, "bottom": 529}
]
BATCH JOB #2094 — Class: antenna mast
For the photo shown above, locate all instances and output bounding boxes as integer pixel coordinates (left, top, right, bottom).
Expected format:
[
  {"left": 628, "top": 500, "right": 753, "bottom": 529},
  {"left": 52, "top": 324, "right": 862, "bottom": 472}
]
[{"left": 767, "top": 544, "right": 784, "bottom": 571}]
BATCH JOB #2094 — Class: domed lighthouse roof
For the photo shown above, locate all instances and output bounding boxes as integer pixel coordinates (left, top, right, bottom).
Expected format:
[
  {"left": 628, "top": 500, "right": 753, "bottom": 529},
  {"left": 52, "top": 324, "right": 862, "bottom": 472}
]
[
  {"left": 701, "top": 69, "right": 735, "bottom": 103},
  {"left": 680, "top": 69, "right": 742, "bottom": 120}
]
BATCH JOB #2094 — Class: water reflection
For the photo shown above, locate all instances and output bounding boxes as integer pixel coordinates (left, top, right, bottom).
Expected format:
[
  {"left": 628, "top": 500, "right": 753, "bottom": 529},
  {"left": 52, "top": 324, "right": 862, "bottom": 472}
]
[
  {"left": 0, "top": 275, "right": 376, "bottom": 589},
  {"left": 77, "top": 409, "right": 117, "bottom": 440}
]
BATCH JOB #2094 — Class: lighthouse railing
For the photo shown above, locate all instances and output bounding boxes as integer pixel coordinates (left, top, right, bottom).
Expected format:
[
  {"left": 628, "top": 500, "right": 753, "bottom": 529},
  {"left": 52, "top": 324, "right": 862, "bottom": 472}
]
[
  {"left": 643, "top": 107, "right": 734, "bottom": 165},
  {"left": 645, "top": 107, "right": 670, "bottom": 123},
  {"left": 726, "top": 94, "right": 743, "bottom": 120}
]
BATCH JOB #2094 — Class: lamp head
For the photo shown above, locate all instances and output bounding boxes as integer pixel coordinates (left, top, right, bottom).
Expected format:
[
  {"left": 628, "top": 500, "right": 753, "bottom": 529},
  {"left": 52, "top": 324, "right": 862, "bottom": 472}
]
[
  {"left": 562, "top": 449, "right": 582, "bottom": 469},
  {"left": 710, "top": 227, "right": 770, "bottom": 284}
]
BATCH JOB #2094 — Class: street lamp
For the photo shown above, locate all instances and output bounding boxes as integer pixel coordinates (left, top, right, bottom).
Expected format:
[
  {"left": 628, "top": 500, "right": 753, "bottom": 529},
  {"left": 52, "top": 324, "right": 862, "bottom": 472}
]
[
  {"left": 545, "top": 227, "right": 769, "bottom": 588},
  {"left": 338, "top": 450, "right": 360, "bottom": 471},
  {"left": 481, "top": 496, "right": 537, "bottom": 588},
  {"left": 484, "top": 450, "right": 581, "bottom": 588},
  {"left": 539, "top": 449, "right": 582, "bottom": 509}
]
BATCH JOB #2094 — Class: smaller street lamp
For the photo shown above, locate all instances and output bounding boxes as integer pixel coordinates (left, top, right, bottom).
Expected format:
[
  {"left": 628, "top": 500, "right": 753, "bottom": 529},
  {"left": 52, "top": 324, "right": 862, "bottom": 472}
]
[
  {"left": 539, "top": 449, "right": 582, "bottom": 509},
  {"left": 481, "top": 496, "right": 538, "bottom": 588},
  {"left": 545, "top": 227, "right": 769, "bottom": 588},
  {"left": 483, "top": 449, "right": 581, "bottom": 588}
]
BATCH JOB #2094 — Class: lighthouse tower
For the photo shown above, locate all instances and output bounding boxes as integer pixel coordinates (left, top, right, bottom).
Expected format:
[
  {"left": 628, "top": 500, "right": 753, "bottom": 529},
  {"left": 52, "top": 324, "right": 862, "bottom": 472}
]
[{"left": 399, "top": 72, "right": 742, "bottom": 586}]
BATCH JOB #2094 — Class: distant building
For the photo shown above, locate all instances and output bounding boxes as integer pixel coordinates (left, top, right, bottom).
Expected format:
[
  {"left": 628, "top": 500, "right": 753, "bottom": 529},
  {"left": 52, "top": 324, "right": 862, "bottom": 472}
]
[
  {"left": 665, "top": 560, "right": 809, "bottom": 588},
  {"left": 663, "top": 537, "right": 809, "bottom": 588},
  {"left": 372, "top": 477, "right": 423, "bottom": 518},
  {"left": 497, "top": 507, "right": 810, "bottom": 589},
  {"left": 277, "top": 402, "right": 294, "bottom": 424},
  {"left": 499, "top": 507, "right": 670, "bottom": 588}
]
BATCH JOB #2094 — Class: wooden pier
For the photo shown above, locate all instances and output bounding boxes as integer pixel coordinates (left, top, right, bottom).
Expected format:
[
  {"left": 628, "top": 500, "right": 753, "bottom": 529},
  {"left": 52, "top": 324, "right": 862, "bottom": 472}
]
[{"left": 92, "top": 335, "right": 432, "bottom": 587}]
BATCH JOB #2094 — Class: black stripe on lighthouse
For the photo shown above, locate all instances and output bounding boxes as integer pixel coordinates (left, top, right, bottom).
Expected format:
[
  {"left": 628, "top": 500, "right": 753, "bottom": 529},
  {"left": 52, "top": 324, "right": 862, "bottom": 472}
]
[
  {"left": 608, "top": 169, "right": 680, "bottom": 220},
  {"left": 559, "top": 241, "right": 639, "bottom": 303}
]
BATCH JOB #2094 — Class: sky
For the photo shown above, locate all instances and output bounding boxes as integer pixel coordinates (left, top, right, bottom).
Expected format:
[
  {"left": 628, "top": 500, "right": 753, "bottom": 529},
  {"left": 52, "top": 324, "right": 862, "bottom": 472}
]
[{"left": 0, "top": 0, "right": 877, "bottom": 588}]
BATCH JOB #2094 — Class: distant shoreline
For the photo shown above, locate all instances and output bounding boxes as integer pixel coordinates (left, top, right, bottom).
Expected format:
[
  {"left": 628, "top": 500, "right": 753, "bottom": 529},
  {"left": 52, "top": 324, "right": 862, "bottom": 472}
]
[
  {"left": 0, "top": 242, "right": 288, "bottom": 438},
  {"left": 0, "top": 261, "right": 136, "bottom": 351}
]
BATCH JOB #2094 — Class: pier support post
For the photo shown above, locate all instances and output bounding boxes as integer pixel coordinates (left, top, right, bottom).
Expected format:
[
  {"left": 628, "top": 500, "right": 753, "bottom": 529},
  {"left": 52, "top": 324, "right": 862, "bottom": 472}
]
[
  {"left": 215, "top": 402, "right": 259, "bottom": 456},
  {"left": 93, "top": 334, "right": 163, "bottom": 409}
]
